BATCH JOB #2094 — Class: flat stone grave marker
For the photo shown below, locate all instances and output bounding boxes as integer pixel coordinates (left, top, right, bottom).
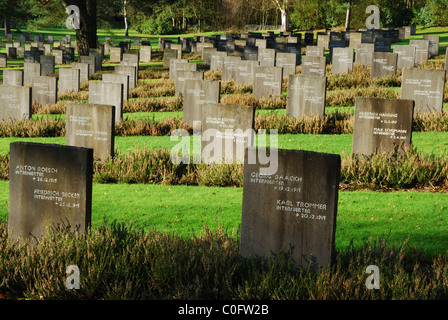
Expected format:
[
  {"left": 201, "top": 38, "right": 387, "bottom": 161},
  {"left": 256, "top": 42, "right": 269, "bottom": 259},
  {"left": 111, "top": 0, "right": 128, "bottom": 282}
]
[
  {"left": 32, "top": 75, "right": 57, "bottom": 106},
  {"left": 174, "top": 70, "right": 204, "bottom": 98},
  {"left": 400, "top": 68, "right": 446, "bottom": 114},
  {"left": 102, "top": 73, "right": 130, "bottom": 101},
  {"left": 201, "top": 103, "right": 255, "bottom": 164},
  {"left": 109, "top": 47, "right": 123, "bottom": 63},
  {"left": 24, "top": 62, "right": 42, "bottom": 85},
  {"left": 40, "top": 55, "right": 55, "bottom": 77},
  {"left": 331, "top": 47, "right": 353, "bottom": 74},
  {"left": 210, "top": 51, "right": 228, "bottom": 71},
  {"left": 317, "top": 34, "right": 329, "bottom": 50},
  {"left": 114, "top": 65, "right": 137, "bottom": 89},
  {"left": 140, "top": 45, "right": 151, "bottom": 63},
  {"left": 72, "top": 62, "right": 90, "bottom": 83},
  {"left": 355, "top": 43, "right": 374, "bottom": 66},
  {"left": 121, "top": 53, "right": 139, "bottom": 85},
  {"left": 8, "top": 142, "right": 93, "bottom": 243},
  {"left": 235, "top": 60, "right": 259, "bottom": 85},
  {"left": 163, "top": 49, "right": 179, "bottom": 67},
  {"left": 89, "top": 49, "right": 103, "bottom": 71},
  {"left": 183, "top": 79, "right": 221, "bottom": 129},
  {"left": 2, "top": 70, "right": 23, "bottom": 87},
  {"left": 243, "top": 46, "right": 258, "bottom": 61},
  {"left": 422, "top": 35, "right": 439, "bottom": 58},
  {"left": 352, "top": 97, "right": 414, "bottom": 156},
  {"left": 0, "top": 86, "right": 31, "bottom": 121},
  {"left": 409, "top": 39, "right": 429, "bottom": 65},
  {"left": 66, "top": 102, "right": 115, "bottom": 160},
  {"left": 240, "top": 147, "right": 340, "bottom": 270},
  {"left": 203, "top": 47, "right": 217, "bottom": 66},
  {"left": 88, "top": 81, "right": 123, "bottom": 123},
  {"left": 253, "top": 66, "right": 283, "bottom": 99},
  {"left": 222, "top": 56, "right": 242, "bottom": 81},
  {"left": 370, "top": 52, "right": 398, "bottom": 79},
  {"left": 79, "top": 55, "right": 97, "bottom": 75},
  {"left": 306, "top": 46, "right": 324, "bottom": 57},
  {"left": 170, "top": 43, "right": 183, "bottom": 59},
  {"left": 258, "top": 48, "right": 276, "bottom": 67},
  {"left": 301, "top": 56, "right": 326, "bottom": 77},
  {"left": 349, "top": 32, "right": 362, "bottom": 49},
  {"left": 393, "top": 45, "right": 415, "bottom": 69},
  {"left": 52, "top": 49, "right": 64, "bottom": 65},
  {"left": 276, "top": 52, "right": 297, "bottom": 77},
  {"left": 8, "top": 47, "right": 17, "bottom": 59},
  {"left": 169, "top": 59, "right": 194, "bottom": 80},
  {"left": 287, "top": 74, "right": 326, "bottom": 118},
  {"left": 58, "top": 68, "right": 80, "bottom": 94},
  {"left": 373, "top": 38, "right": 391, "bottom": 52}
]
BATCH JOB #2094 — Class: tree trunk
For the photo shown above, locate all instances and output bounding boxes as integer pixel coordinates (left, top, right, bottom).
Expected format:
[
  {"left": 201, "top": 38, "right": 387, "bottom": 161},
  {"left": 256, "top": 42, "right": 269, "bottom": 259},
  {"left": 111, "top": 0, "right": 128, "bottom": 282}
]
[
  {"left": 4, "top": 16, "right": 11, "bottom": 36},
  {"left": 124, "top": 0, "right": 128, "bottom": 37},
  {"left": 345, "top": 0, "right": 351, "bottom": 30},
  {"left": 280, "top": 9, "right": 288, "bottom": 32}
]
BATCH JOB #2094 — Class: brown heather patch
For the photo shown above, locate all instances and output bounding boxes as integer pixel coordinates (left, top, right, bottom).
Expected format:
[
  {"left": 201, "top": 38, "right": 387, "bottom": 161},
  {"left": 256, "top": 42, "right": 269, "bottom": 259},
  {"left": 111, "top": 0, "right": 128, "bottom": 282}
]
[
  {"left": 129, "top": 79, "right": 175, "bottom": 98},
  {"left": 123, "top": 96, "right": 182, "bottom": 112},
  {"left": 0, "top": 118, "right": 65, "bottom": 138},
  {"left": 32, "top": 101, "right": 68, "bottom": 115},
  {"left": 204, "top": 69, "right": 222, "bottom": 81},
  {"left": 220, "top": 79, "right": 253, "bottom": 94},
  {"left": 326, "top": 86, "right": 400, "bottom": 107},
  {"left": 138, "top": 67, "right": 170, "bottom": 80},
  {"left": 220, "top": 93, "right": 286, "bottom": 109},
  {"left": 115, "top": 117, "right": 188, "bottom": 136}
]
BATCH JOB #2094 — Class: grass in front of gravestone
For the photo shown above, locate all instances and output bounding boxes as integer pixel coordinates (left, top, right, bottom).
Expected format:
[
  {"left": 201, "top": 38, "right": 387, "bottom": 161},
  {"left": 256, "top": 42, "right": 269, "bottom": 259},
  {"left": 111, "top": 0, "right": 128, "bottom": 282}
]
[{"left": 0, "top": 181, "right": 446, "bottom": 257}]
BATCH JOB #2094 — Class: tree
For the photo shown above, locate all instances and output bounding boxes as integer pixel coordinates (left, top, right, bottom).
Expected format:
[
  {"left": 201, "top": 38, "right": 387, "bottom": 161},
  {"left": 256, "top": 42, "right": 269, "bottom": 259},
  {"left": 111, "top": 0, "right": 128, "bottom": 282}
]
[
  {"left": 345, "top": 0, "right": 351, "bottom": 29},
  {"left": 272, "top": 0, "right": 290, "bottom": 32}
]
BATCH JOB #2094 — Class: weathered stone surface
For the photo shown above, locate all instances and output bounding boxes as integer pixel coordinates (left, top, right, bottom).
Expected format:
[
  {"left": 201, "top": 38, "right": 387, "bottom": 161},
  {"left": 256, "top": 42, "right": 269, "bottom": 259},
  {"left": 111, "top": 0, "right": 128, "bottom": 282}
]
[
  {"left": 88, "top": 81, "right": 123, "bottom": 123},
  {"left": 409, "top": 39, "right": 429, "bottom": 65},
  {"left": 355, "top": 43, "right": 374, "bottom": 66},
  {"left": 31, "top": 75, "right": 57, "bottom": 106},
  {"left": 306, "top": 46, "right": 324, "bottom": 57},
  {"left": 331, "top": 47, "right": 353, "bottom": 74},
  {"left": 258, "top": 48, "right": 276, "bottom": 67},
  {"left": 253, "top": 66, "right": 283, "bottom": 99},
  {"left": 24, "top": 62, "right": 41, "bottom": 85},
  {"left": 422, "top": 35, "right": 439, "bottom": 58},
  {"left": 301, "top": 56, "right": 326, "bottom": 77},
  {"left": 174, "top": 70, "right": 204, "bottom": 98},
  {"left": 287, "top": 74, "right": 326, "bottom": 118},
  {"left": 102, "top": 73, "right": 130, "bottom": 101},
  {"left": 393, "top": 45, "right": 415, "bottom": 69},
  {"left": 275, "top": 52, "right": 297, "bottom": 77},
  {"left": 58, "top": 68, "right": 80, "bottom": 94},
  {"left": 222, "top": 56, "right": 242, "bottom": 81},
  {"left": 2, "top": 70, "right": 23, "bottom": 87},
  {"left": 234, "top": 60, "right": 259, "bottom": 85},
  {"left": 114, "top": 65, "right": 137, "bottom": 89},
  {"left": 66, "top": 102, "right": 115, "bottom": 160},
  {"left": 370, "top": 52, "right": 397, "bottom": 79},
  {"left": 352, "top": 97, "right": 414, "bottom": 156},
  {"left": 72, "top": 62, "right": 90, "bottom": 83},
  {"left": 240, "top": 147, "right": 340, "bottom": 270},
  {"left": 0, "top": 86, "right": 31, "bottom": 121},
  {"left": 8, "top": 142, "right": 93, "bottom": 243}
]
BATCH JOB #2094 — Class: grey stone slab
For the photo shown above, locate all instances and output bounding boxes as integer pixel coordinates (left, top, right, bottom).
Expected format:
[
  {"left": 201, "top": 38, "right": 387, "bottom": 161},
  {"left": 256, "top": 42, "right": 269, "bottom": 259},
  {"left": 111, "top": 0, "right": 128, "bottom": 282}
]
[
  {"left": 258, "top": 48, "right": 276, "bottom": 67},
  {"left": 24, "top": 62, "right": 42, "bottom": 85},
  {"left": 331, "top": 47, "right": 353, "bottom": 74},
  {"left": 52, "top": 49, "right": 64, "bottom": 65},
  {"left": 393, "top": 45, "right": 415, "bottom": 69},
  {"left": 235, "top": 60, "right": 259, "bottom": 85},
  {"left": 88, "top": 81, "right": 123, "bottom": 123},
  {"left": 72, "top": 62, "right": 90, "bottom": 83},
  {"left": 163, "top": 49, "right": 179, "bottom": 67},
  {"left": 102, "top": 73, "right": 130, "bottom": 101},
  {"left": 201, "top": 103, "right": 255, "bottom": 164},
  {"left": 0, "top": 86, "right": 31, "bottom": 121},
  {"left": 352, "top": 97, "right": 414, "bottom": 156},
  {"left": 400, "top": 68, "right": 446, "bottom": 114},
  {"left": 409, "top": 39, "right": 429, "bottom": 65},
  {"left": 139, "top": 45, "right": 152, "bottom": 63},
  {"left": 287, "top": 74, "right": 326, "bottom": 118},
  {"left": 58, "top": 68, "right": 80, "bottom": 94},
  {"left": 174, "top": 70, "right": 204, "bottom": 98},
  {"left": 301, "top": 56, "right": 326, "bottom": 77},
  {"left": 276, "top": 52, "right": 297, "bottom": 77},
  {"left": 355, "top": 43, "right": 374, "bottom": 66},
  {"left": 2, "top": 70, "right": 23, "bottom": 87},
  {"left": 253, "top": 66, "right": 283, "bottom": 99},
  {"left": 240, "top": 147, "right": 340, "bottom": 270},
  {"left": 79, "top": 55, "right": 97, "bottom": 75},
  {"left": 422, "top": 35, "right": 439, "bottom": 58},
  {"left": 8, "top": 142, "right": 93, "bottom": 243},
  {"left": 31, "top": 75, "right": 58, "bottom": 106},
  {"left": 66, "top": 102, "right": 115, "bottom": 160},
  {"left": 243, "top": 46, "right": 258, "bottom": 61},
  {"left": 183, "top": 79, "right": 221, "bottom": 128},
  {"left": 114, "top": 65, "right": 137, "bottom": 89},
  {"left": 370, "top": 52, "right": 397, "bottom": 79},
  {"left": 109, "top": 47, "right": 123, "bottom": 63},
  {"left": 306, "top": 46, "right": 324, "bottom": 57},
  {"left": 169, "top": 59, "right": 194, "bottom": 80},
  {"left": 210, "top": 51, "right": 228, "bottom": 71},
  {"left": 222, "top": 56, "right": 242, "bottom": 81},
  {"left": 40, "top": 55, "right": 56, "bottom": 77}
]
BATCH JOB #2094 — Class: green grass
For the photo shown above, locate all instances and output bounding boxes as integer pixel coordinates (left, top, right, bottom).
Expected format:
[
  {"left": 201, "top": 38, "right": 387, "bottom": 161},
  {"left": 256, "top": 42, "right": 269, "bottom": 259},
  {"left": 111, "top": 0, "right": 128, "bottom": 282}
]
[{"left": 0, "top": 181, "right": 446, "bottom": 256}]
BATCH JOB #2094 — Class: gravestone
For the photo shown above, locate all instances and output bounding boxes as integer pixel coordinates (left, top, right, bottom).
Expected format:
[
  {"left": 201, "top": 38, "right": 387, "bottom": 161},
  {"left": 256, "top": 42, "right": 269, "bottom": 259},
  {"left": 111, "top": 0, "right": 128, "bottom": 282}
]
[
  {"left": 8, "top": 47, "right": 17, "bottom": 59},
  {"left": 43, "top": 44, "right": 51, "bottom": 55},
  {"left": 255, "top": 39, "right": 267, "bottom": 49},
  {"left": 370, "top": 52, "right": 397, "bottom": 79},
  {"left": 174, "top": 70, "right": 204, "bottom": 98},
  {"left": 8, "top": 142, "right": 93, "bottom": 243},
  {"left": 355, "top": 44, "right": 374, "bottom": 66},
  {"left": 183, "top": 79, "right": 221, "bottom": 129},
  {"left": 40, "top": 55, "right": 56, "bottom": 77},
  {"left": 2, "top": 70, "right": 23, "bottom": 87},
  {"left": 102, "top": 73, "right": 129, "bottom": 101},
  {"left": 276, "top": 52, "right": 297, "bottom": 77},
  {"left": 88, "top": 81, "right": 123, "bottom": 123},
  {"left": 306, "top": 46, "right": 324, "bottom": 57},
  {"left": 115, "top": 65, "right": 137, "bottom": 89},
  {"left": 401, "top": 68, "right": 446, "bottom": 114},
  {"left": 201, "top": 103, "right": 255, "bottom": 164},
  {"left": 301, "top": 56, "right": 326, "bottom": 77},
  {"left": 329, "top": 40, "right": 346, "bottom": 62},
  {"left": 79, "top": 55, "right": 97, "bottom": 75},
  {"left": 422, "top": 35, "right": 439, "bottom": 58},
  {"left": 66, "top": 102, "right": 115, "bottom": 160},
  {"left": 58, "top": 68, "right": 80, "bottom": 94},
  {"left": 163, "top": 49, "right": 179, "bottom": 67},
  {"left": 317, "top": 34, "right": 329, "bottom": 50},
  {"left": 331, "top": 47, "right": 353, "bottom": 74},
  {"left": 31, "top": 76, "right": 58, "bottom": 106},
  {"left": 72, "top": 62, "right": 90, "bottom": 83},
  {"left": 352, "top": 97, "right": 414, "bottom": 156},
  {"left": 409, "top": 39, "right": 429, "bottom": 65},
  {"left": 24, "top": 62, "right": 42, "bottom": 85},
  {"left": 253, "top": 66, "right": 283, "bottom": 99},
  {"left": 258, "top": 48, "right": 276, "bottom": 67},
  {"left": 140, "top": 45, "right": 152, "bottom": 63},
  {"left": 222, "top": 56, "right": 242, "bottom": 81},
  {"left": 169, "top": 59, "right": 194, "bottom": 80},
  {"left": 203, "top": 47, "right": 217, "bottom": 66},
  {"left": 373, "top": 38, "right": 391, "bottom": 52},
  {"left": 349, "top": 32, "right": 362, "bottom": 49},
  {"left": 0, "top": 86, "right": 32, "bottom": 121},
  {"left": 235, "top": 60, "right": 259, "bottom": 85},
  {"left": 109, "top": 47, "right": 123, "bottom": 63},
  {"left": 243, "top": 46, "right": 259, "bottom": 61},
  {"left": 0, "top": 54, "right": 6, "bottom": 68},
  {"left": 121, "top": 53, "right": 139, "bottom": 85},
  {"left": 52, "top": 49, "right": 64, "bottom": 65},
  {"left": 393, "top": 45, "right": 415, "bottom": 69},
  {"left": 240, "top": 147, "right": 340, "bottom": 270},
  {"left": 210, "top": 51, "right": 228, "bottom": 71},
  {"left": 287, "top": 74, "right": 326, "bottom": 118},
  {"left": 170, "top": 43, "right": 183, "bottom": 59}
]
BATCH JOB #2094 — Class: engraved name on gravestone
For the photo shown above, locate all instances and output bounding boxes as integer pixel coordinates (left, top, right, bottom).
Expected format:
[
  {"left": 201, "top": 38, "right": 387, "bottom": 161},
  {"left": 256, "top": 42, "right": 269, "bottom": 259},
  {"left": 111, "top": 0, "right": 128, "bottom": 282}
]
[
  {"left": 275, "top": 52, "right": 297, "bottom": 77},
  {"left": 306, "top": 46, "right": 324, "bottom": 57},
  {"left": 169, "top": 59, "right": 195, "bottom": 80},
  {"left": 210, "top": 51, "right": 228, "bottom": 71},
  {"left": 235, "top": 60, "right": 259, "bottom": 85},
  {"left": 331, "top": 47, "right": 353, "bottom": 74},
  {"left": 287, "top": 74, "right": 326, "bottom": 118},
  {"left": 183, "top": 79, "right": 221, "bottom": 128},
  {"left": 66, "top": 102, "right": 115, "bottom": 160},
  {"left": 174, "top": 70, "right": 204, "bottom": 98},
  {"left": 24, "top": 62, "right": 41, "bottom": 85},
  {"left": 355, "top": 43, "right": 374, "bottom": 66},
  {"left": 370, "top": 52, "right": 397, "bottom": 79},
  {"left": 201, "top": 103, "right": 255, "bottom": 164},
  {"left": 115, "top": 65, "right": 137, "bottom": 89},
  {"left": 253, "top": 66, "right": 283, "bottom": 99},
  {"left": 258, "top": 48, "right": 276, "bottom": 67},
  {"left": 401, "top": 68, "right": 446, "bottom": 114},
  {"left": 32, "top": 76, "right": 57, "bottom": 106},
  {"left": 301, "top": 56, "right": 326, "bottom": 77},
  {"left": 409, "top": 39, "right": 429, "bottom": 65},
  {"left": 52, "top": 49, "right": 64, "bottom": 65},
  {"left": 8, "top": 142, "right": 93, "bottom": 242},
  {"left": 244, "top": 46, "right": 259, "bottom": 62},
  {"left": 72, "top": 62, "right": 90, "bottom": 83},
  {"left": 102, "top": 73, "right": 130, "bottom": 101},
  {"left": 240, "top": 147, "right": 340, "bottom": 270},
  {"left": 2, "top": 70, "right": 23, "bottom": 87},
  {"left": 422, "top": 35, "right": 439, "bottom": 58},
  {"left": 58, "top": 68, "right": 80, "bottom": 94},
  {"left": 203, "top": 47, "right": 217, "bottom": 66},
  {"left": 352, "top": 97, "right": 414, "bottom": 157},
  {"left": 222, "top": 56, "right": 242, "bottom": 81},
  {"left": 393, "top": 45, "right": 416, "bottom": 69},
  {"left": 0, "top": 86, "right": 31, "bottom": 121},
  {"left": 88, "top": 81, "right": 123, "bottom": 123}
]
